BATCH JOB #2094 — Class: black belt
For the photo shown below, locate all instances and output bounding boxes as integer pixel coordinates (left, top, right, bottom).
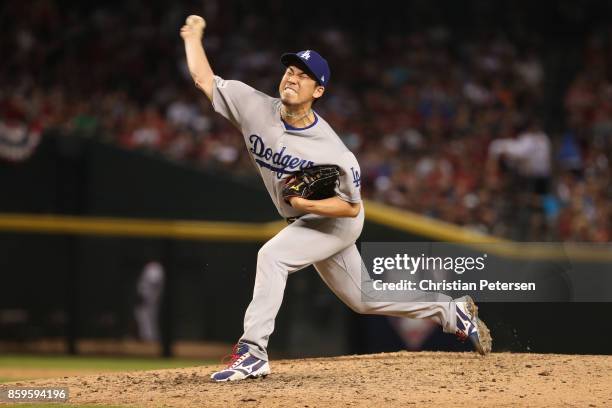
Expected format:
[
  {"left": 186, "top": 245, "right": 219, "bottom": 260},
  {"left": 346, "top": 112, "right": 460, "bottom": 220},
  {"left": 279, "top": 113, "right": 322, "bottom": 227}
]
[{"left": 286, "top": 215, "right": 303, "bottom": 224}]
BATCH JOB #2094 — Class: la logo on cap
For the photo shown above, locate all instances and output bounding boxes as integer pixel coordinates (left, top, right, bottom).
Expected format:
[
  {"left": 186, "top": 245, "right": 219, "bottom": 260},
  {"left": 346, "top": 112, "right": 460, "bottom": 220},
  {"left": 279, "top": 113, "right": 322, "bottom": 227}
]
[{"left": 299, "top": 50, "right": 311, "bottom": 60}]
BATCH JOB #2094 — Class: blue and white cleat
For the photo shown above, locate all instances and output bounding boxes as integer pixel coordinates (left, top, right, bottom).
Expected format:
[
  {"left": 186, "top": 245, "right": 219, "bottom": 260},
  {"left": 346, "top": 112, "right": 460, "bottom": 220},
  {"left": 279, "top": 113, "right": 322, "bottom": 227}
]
[
  {"left": 210, "top": 343, "right": 271, "bottom": 382},
  {"left": 455, "top": 295, "right": 492, "bottom": 355}
]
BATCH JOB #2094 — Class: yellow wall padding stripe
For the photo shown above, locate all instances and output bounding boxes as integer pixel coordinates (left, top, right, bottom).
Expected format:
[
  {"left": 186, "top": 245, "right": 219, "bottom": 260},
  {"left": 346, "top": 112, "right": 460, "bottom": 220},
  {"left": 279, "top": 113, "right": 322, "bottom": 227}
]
[
  {"left": 363, "top": 200, "right": 612, "bottom": 261},
  {"left": 0, "top": 205, "right": 610, "bottom": 261},
  {"left": 0, "top": 201, "right": 496, "bottom": 244},
  {"left": 363, "top": 200, "right": 506, "bottom": 244},
  {"left": 0, "top": 213, "right": 286, "bottom": 242}
]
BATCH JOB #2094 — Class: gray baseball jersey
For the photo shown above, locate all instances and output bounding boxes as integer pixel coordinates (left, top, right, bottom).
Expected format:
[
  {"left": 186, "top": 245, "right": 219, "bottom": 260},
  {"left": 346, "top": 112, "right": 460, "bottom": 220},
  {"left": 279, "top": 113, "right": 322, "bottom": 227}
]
[
  {"left": 210, "top": 75, "right": 459, "bottom": 362},
  {"left": 212, "top": 76, "right": 362, "bottom": 218}
]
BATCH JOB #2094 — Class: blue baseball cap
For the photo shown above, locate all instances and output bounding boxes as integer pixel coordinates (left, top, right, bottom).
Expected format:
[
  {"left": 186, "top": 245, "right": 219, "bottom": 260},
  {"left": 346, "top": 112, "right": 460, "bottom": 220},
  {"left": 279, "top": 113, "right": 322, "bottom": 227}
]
[{"left": 280, "top": 50, "right": 330, "bottom": 87}]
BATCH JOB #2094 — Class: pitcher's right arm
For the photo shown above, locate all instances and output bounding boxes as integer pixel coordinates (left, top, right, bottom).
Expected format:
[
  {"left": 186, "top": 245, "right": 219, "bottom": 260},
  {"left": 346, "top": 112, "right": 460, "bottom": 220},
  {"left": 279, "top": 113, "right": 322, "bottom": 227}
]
[{"left": 180, "top": 15, "right": 214, "bottom": 101}]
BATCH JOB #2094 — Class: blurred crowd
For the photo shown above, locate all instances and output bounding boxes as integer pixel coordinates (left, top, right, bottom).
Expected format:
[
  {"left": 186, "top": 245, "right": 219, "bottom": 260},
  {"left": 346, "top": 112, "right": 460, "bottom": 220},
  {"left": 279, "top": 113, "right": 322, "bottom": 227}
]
[
  {"left": 1, "top": 0, "right": 610, "bottom": 241},
  {"left": 557, "top": 32, "right": 612, "bottom": 241}
]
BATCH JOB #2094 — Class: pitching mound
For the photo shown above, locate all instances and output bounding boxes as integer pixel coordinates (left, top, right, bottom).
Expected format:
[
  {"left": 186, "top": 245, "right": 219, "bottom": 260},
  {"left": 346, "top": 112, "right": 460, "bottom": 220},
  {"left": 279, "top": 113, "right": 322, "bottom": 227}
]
[{"left": 7, "top": 352, "right": 612, "bottom": 407}]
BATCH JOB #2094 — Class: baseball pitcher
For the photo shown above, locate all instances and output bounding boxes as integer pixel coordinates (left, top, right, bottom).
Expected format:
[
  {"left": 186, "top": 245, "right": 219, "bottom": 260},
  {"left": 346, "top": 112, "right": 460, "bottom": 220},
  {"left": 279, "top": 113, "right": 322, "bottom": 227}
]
[{"left": 180, "top": 15, "right": 492, "bottom": 382}]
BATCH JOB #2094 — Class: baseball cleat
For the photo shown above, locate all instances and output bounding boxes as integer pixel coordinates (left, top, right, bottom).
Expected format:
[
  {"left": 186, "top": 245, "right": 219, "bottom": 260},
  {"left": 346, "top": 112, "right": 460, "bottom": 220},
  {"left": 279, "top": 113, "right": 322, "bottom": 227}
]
[
  {"left": 210, "top": 343, "right": 270, "bottom": 382},
  {"left": 455, "top": 295, "right": 492, "bottom": 355}
]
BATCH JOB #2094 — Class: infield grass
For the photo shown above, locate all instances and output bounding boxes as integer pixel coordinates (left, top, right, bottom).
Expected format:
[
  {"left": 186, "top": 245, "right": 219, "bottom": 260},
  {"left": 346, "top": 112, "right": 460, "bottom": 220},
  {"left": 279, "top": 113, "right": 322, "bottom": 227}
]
[
  {"left": 0, "top": 354, "right": 206, "bottom": 370},
  {"left": 0, "top": 354, "right": 213, "bottom": 383}
]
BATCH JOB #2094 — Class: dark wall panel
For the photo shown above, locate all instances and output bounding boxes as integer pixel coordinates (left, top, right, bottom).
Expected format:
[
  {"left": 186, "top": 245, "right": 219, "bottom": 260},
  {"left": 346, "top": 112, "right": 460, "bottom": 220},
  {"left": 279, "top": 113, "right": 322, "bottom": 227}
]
[{"left": 0, "top": 134, "right": 610, "bottom": 356}]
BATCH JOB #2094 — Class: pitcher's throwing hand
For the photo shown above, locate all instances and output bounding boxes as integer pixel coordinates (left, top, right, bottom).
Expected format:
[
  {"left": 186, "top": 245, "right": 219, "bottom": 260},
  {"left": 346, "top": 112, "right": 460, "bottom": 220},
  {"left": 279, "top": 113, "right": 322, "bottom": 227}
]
[{"left": 180, "top": 15, "right": 206, "bottom": 40}]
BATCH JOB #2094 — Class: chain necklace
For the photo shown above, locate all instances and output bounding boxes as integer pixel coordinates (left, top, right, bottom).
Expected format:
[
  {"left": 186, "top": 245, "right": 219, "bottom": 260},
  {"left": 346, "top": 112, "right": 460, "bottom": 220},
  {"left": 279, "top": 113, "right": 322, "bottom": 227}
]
[{"left": 281, "top": 106, "right": 313, "bottom": 127}]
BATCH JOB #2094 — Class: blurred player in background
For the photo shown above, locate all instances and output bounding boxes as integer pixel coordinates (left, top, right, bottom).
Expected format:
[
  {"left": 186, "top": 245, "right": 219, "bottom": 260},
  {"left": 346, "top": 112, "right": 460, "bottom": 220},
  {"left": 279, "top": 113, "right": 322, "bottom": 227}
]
[{"left": 134, "top": 261, "right": 165, "bottom": 342}]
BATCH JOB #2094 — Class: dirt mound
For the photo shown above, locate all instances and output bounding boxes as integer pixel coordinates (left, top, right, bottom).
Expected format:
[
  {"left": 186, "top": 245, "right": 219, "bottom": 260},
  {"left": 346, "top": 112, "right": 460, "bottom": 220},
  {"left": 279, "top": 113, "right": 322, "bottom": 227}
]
[{"left": 4, "top": 352, "right": 611, "bottom": 407}]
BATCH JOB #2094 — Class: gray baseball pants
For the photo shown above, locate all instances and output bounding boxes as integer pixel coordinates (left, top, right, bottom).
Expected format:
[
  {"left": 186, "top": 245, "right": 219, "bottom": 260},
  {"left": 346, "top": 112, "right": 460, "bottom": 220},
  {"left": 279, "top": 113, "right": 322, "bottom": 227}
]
[{"left": 239, "top": 207, "right": 459, "bottom": 361}]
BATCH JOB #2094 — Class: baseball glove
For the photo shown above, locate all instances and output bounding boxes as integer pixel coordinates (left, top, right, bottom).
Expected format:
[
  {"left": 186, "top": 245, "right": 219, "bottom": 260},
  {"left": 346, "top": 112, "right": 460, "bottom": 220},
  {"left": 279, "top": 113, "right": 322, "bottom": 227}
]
[{"left": 282, "top": 165, "right": 341, "bottom": 203}]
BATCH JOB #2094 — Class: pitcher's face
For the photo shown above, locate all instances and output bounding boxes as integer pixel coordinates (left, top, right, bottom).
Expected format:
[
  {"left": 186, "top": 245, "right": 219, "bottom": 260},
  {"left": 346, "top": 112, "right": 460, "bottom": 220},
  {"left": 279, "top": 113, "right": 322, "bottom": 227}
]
[{"left": 279, "top": 65, "right": 324, "bottom": 106}]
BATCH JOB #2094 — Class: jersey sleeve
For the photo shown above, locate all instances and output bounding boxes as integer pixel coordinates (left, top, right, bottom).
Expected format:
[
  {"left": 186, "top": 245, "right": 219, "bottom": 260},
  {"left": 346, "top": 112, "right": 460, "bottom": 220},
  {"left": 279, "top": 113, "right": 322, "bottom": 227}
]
[
  {"left": 212, "top": 76, "right": 261, "bottom": 129},
  {"left": 335, "top": 151, "right": 362, "bottom": 203}
]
